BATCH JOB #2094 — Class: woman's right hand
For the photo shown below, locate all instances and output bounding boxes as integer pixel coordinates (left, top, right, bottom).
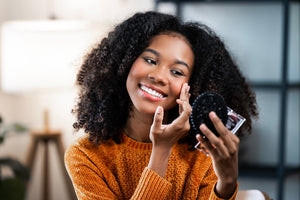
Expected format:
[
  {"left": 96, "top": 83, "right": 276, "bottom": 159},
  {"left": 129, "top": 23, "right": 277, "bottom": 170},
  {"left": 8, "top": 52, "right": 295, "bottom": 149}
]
[
  {"left": 147, "top": 83, "right": 191, "bottom": 177},
  {"left": 149, "top": 83, "right": 192, "bottom": 149}
]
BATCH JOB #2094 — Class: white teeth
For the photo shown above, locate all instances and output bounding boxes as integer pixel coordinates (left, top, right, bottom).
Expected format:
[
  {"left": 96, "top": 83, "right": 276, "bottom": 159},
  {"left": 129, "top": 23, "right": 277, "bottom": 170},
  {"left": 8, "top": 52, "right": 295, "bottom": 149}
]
[{"left": 140, "top": 85, "right": 164, "bottom": 98}]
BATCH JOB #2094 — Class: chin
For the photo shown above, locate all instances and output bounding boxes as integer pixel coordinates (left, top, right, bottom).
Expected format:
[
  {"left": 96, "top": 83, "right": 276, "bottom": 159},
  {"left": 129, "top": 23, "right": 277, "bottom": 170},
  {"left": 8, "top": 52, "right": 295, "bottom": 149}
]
[{"left": 137, "top": 106, "right": 157, "bottom": 115}]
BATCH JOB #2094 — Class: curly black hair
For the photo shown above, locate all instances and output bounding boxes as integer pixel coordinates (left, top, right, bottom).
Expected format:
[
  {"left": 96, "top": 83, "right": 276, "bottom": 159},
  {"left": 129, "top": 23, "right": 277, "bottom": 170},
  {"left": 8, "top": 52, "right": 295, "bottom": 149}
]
[{"left": 73, "top": 11, "right": 258, "bottom": 146}]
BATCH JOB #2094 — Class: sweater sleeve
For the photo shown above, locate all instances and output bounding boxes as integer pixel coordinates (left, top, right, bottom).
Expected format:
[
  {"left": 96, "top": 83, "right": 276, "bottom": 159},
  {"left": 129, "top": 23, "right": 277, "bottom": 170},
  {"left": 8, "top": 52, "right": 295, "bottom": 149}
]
[
  {"left": 65, "top": 144, "right": 119, "bottom": 200},
  {"left": 209, "top": 182, "right": 238, "bottom": 200},
  {"left": 131, "top": 167, "right": 172, "bottom": 200},
  {"left": 197, "top": 163, "right": 238, "bottom": 200}
]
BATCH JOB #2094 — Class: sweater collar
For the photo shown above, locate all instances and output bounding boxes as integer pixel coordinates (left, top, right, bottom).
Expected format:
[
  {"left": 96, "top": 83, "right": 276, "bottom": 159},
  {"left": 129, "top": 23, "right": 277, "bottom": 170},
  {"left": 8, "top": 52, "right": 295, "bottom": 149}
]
[{"left": 121, "top": 132, "right": 153, "bottom": 150}]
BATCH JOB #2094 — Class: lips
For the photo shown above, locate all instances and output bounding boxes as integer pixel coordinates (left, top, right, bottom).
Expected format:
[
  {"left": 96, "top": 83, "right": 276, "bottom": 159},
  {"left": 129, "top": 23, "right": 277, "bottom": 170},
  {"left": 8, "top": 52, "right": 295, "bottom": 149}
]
[{"left": 139, "top": 84, "right": 166, "bottom": 99}]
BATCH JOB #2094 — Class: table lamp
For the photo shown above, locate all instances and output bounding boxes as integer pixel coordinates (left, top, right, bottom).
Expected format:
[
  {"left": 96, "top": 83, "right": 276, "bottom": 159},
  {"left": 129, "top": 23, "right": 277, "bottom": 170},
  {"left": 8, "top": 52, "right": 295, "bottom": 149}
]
[{"left": 1, "top": 20, "right": 109, "bottom": 93}]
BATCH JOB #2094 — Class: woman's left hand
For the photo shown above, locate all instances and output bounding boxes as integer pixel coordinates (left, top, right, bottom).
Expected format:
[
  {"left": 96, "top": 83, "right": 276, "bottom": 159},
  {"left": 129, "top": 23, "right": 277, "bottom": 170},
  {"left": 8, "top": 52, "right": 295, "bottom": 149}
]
[{"left": 196, "top": 112, "right": 239, "bottom": 199}]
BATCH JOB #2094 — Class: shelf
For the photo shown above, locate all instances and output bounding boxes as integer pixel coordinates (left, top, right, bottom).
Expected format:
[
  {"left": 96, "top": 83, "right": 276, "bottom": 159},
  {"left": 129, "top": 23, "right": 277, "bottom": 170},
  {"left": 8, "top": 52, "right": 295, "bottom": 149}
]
[
  {"left": 239, "top": 164, "right": 300, "bottom": 178},
  {"left": 251, "top": 82, "right": 300, "bottom": 89}
]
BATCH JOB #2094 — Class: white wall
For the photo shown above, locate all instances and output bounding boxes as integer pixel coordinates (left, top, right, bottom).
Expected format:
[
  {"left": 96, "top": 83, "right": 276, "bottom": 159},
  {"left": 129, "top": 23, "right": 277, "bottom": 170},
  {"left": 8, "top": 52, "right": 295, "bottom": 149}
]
[
  {"left": 0, "top": 0, "right": 8, "bottom": 20},
  {"left": 6, "top": 0, "right": 49, "bottom": 20},
  {"left": 3, "top": 0, "right": 154, "bottom": 22}
]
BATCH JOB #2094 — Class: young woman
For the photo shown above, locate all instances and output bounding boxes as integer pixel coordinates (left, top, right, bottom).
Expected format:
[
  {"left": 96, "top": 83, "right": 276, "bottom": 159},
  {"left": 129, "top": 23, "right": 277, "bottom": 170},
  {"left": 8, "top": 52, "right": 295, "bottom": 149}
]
[{"left": 65, "top": 11, "right": 258, "bottom": 200}]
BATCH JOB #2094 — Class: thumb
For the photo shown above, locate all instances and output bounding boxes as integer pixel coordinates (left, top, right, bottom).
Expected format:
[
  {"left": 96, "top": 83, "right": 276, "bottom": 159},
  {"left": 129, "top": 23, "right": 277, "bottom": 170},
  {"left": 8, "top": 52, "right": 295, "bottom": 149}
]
[{"left": 152, "top": 106, "right": 164, "bottom": 131}]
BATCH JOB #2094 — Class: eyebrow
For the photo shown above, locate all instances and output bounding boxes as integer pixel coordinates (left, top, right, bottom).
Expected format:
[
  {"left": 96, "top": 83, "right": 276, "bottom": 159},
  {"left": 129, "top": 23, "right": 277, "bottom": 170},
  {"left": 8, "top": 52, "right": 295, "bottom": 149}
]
[{"left": 144, "top": 48, "right": 191, "bottom": 71}]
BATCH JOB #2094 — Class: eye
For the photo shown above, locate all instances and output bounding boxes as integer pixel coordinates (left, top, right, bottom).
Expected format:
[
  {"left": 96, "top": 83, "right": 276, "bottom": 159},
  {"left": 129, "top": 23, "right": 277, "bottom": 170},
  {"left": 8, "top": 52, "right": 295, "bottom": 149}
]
[
  {"left": 171, "top": 70, "right": 185, "bottom": 77},
  {"left": 143, "top": 57, "right": 157, "bottom": 65}
]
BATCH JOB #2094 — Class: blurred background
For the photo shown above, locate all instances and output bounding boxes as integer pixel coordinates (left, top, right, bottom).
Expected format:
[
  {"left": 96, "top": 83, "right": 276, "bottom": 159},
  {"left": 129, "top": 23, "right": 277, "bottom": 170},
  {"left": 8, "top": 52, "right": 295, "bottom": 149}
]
[{"left": 0, "top": 0, "right": 299, "bottom": 200}]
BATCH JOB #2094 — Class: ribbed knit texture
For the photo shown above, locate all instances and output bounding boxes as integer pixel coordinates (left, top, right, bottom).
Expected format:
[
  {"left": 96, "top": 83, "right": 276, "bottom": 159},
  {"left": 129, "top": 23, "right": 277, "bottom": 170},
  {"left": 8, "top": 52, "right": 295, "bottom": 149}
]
[{"left": 65, "top": 133, "right": 237, "bottom": 200}]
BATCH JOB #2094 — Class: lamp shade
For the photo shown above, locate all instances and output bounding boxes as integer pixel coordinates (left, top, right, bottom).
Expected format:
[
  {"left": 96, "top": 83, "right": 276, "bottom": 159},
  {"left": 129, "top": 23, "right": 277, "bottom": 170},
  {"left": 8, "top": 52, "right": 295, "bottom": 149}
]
[{"left": 1, "top": 20, "right": 109, "bottom": 93}]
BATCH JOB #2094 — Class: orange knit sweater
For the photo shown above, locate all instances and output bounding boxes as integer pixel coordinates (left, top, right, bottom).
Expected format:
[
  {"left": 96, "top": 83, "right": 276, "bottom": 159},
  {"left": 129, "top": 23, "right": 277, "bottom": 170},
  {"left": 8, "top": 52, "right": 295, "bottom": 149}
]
[{"left": 65, "top": 133, "right": 237, "bottom": 200}]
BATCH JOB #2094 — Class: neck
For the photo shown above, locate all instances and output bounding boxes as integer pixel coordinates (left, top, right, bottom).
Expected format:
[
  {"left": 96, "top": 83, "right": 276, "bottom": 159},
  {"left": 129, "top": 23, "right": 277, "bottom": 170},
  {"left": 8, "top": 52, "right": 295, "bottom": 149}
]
[{"left": 124, "top": 108, "right": 154, "bottom": 143}]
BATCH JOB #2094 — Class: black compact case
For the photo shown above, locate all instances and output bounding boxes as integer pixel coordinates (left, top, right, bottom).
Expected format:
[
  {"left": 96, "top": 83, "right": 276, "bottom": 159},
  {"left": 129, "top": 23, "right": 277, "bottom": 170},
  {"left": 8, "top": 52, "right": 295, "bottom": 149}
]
[{"left": 190, "top": 92, "right": 228, "bottom": 139}]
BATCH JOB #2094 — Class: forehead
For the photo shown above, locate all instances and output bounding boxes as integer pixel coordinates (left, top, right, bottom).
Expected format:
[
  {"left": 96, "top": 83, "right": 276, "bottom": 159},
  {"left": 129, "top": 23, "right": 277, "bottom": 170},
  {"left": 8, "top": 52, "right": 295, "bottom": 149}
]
[
  {"left": 150, "top": 31, "right": 191, "bottom": 47},
  {"left": 146, "top": 32, "right": 194, "bottom": 68}
]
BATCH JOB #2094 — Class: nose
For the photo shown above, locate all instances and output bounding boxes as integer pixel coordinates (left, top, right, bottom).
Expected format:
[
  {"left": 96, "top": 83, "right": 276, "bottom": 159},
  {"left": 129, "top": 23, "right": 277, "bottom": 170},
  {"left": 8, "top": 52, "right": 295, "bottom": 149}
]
[{"left": 147, "top": 67, "right": 168, "bottom": 85}]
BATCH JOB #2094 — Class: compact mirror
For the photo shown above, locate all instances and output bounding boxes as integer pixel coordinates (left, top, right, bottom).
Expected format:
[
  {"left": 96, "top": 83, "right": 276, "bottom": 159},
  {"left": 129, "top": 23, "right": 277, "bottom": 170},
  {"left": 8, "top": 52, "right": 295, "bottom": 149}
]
[{"left": 190, "top": 91, "right": 228, "bottom": 139}]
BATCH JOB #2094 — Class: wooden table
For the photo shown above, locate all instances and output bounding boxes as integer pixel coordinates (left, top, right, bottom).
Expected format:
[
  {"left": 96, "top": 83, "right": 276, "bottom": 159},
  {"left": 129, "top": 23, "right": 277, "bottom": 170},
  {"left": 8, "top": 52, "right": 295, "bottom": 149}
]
[{"left": 26, "top": 131, "right": 77, "bottom": 200}]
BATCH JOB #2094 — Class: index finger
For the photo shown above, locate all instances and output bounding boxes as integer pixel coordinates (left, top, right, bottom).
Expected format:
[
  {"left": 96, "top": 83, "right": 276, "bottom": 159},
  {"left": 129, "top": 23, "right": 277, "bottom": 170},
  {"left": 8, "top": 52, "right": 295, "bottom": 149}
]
[
  {"left": 177, "top": 83, "right": 190, "bottom": 114},
  {"left": 179, "top": 83, "right": 190, "bottom": 101},
  {"left": 209, "top": 112, "right": 228, "bottom": 137},
  {"left": 209, "top": 112, "right": 239, "bottom": 145}
]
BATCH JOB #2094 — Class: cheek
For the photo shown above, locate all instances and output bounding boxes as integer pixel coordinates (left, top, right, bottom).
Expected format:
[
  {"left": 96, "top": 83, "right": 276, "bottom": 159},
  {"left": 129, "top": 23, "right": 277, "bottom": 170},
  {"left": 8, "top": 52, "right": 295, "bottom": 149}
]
[
  {"left": 128, "top": 59, "right": 146, "bottom": 79},
  {"left": 127, "top": 61, "right": 140, "bottom": 84},
  {"left": 170, "top": 80, "right": 186, "bottom": 97}
]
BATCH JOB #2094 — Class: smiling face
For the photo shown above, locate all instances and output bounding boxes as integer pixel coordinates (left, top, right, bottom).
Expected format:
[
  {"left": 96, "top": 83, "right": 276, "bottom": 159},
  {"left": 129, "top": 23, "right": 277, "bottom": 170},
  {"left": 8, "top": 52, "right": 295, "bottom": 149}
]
[{"left": 126, "top": 33, "right": 194, "bottom": 115}]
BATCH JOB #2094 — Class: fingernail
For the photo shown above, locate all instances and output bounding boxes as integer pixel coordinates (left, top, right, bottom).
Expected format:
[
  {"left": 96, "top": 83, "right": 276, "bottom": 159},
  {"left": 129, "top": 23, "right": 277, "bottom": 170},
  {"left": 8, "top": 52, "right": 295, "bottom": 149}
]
[
  {"left": 200, "top": 124, "right": 206, "bottom": 131},
  {"left": 210, "top": 112, "right": 216, "bottom": 119},
  {"left": 184, "top": 83, "right": 189, "bottom": 89},
  {"left": 156, "top": 106, "right": 162, "bottom": 114}
]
